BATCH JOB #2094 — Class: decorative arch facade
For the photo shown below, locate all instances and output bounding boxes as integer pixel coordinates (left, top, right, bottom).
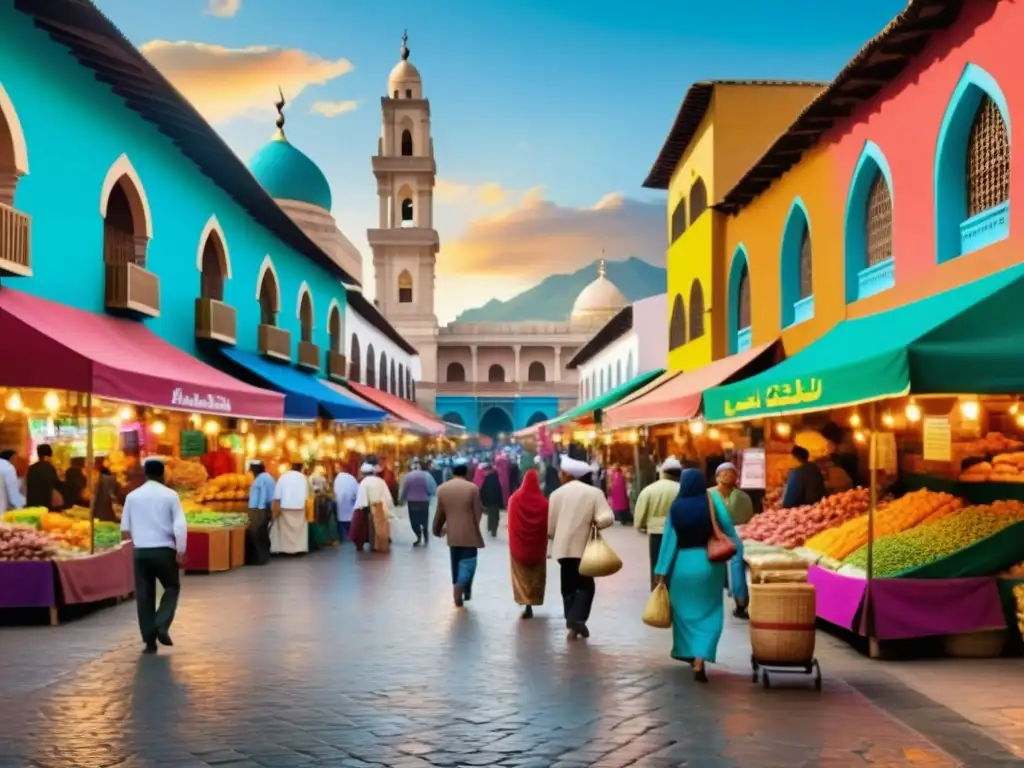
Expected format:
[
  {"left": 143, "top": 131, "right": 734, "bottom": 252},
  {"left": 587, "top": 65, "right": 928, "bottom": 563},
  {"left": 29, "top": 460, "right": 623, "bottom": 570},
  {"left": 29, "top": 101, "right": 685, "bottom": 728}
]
[
  {"left": 844, "top": 140, "right": 895, "bottom": 302},
  {"left": 779, "top": 197, "right": 813, "bottom": 328}
]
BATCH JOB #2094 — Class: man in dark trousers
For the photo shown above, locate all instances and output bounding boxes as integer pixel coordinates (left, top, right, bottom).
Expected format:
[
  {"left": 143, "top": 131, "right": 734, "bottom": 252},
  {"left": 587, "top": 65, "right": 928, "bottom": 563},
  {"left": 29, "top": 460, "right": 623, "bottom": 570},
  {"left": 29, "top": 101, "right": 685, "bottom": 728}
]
[
  {"left": 26, "top": 444, "right": 62, "bottom": 510},
  {"left": 120, "top": 459, "right": 187, "bottom": 654},
  {"left": 781, "top": 445, "right": 826, "bottom": 509},
  {"left": 479, "top": 463, "right": 504, "bottom": 538}
]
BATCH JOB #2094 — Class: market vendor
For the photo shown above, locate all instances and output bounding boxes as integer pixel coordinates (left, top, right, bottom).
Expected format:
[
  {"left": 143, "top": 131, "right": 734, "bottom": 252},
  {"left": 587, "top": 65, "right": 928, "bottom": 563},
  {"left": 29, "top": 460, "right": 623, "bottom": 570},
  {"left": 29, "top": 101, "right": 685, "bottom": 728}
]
[
  {"left": 271, "top": 462, "right": 309, "bottom": 555},
  {"left": 781, "top": 445, "right": 826, "bottom": 509},
  {"left": 246, "top": 461, "right": 274, "bottom": 565},
  {"left": 63, "top": 457, "right": 88, "bottom": 508},
  {"left": 26, "top": 444, "right": 63, "bottom": 510},
  {"left": 90, "top": 462, "right": 121, "bottom": 523}
]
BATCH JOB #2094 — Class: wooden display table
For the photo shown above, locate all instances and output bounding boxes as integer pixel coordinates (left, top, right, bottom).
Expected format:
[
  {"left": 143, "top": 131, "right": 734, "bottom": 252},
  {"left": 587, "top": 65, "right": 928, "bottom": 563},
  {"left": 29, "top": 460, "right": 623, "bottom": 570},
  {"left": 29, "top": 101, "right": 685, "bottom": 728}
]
[
  {"left": 228, "top": 526, "right": 246, "bottom": 569},
  {"left": 184, "top": 528, "right": 231, "bottom": 573}
]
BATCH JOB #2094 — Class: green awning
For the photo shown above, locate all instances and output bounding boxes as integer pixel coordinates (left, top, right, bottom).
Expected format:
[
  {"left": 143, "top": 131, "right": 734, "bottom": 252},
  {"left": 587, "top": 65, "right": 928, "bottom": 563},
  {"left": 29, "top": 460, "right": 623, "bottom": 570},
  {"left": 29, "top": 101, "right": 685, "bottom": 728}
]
[
  {"left": 552, "top": 368, "right": 664, "bottom": 426},
  {"left": 704, "top": 263, "right": 1024, "bottom": 422}
]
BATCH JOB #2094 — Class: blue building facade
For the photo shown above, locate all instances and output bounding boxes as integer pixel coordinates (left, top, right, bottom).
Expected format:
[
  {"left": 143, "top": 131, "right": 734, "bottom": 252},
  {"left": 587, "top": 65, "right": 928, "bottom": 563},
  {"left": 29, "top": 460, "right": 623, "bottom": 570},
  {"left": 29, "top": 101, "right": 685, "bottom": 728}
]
[
  {"left": 0, "top": 3, "right": 350, "bottom": 367},
  {"left": 435, "top": 395, "right": 559, "bottom": 437}
]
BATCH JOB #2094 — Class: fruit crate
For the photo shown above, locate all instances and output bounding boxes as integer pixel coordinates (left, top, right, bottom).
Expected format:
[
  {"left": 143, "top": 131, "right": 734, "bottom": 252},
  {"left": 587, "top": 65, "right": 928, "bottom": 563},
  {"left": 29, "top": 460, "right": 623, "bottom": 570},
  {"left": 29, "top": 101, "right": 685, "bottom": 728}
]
[{"left": 184, "top": 528, "right": 231, "bottom": 573}]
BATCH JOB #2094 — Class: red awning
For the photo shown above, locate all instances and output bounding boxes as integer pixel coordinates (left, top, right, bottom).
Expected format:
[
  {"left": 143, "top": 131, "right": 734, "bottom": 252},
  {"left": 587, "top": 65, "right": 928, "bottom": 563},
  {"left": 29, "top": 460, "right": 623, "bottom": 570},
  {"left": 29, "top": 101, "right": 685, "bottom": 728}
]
[
  {"left": 604, "top": 343, "right": 779, "bottom": 428},
  {"left": 345, "top": 380, "right": 445, "bottom": 434},
  {"left": 0, "top": 289, "right": 284, "bottom": 419}
]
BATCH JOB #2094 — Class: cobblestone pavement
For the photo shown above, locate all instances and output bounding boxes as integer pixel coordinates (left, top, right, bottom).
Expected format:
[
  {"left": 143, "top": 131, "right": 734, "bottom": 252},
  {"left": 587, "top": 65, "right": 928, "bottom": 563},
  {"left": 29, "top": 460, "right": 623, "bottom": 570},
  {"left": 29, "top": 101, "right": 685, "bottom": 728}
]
[{"left": 0, "top": 519, "right": 1019, "bottom": 767}]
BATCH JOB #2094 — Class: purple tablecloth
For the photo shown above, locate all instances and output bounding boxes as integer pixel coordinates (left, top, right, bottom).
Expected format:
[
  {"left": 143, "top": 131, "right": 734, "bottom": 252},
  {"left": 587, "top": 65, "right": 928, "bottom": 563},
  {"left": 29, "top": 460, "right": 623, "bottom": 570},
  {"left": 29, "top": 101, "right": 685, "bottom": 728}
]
[
  {"left": 0, "top": 561, "right": 56, "bottom": 608},
  {"left": 809, "top": 565, "right": 1007, "bottom": 640}
]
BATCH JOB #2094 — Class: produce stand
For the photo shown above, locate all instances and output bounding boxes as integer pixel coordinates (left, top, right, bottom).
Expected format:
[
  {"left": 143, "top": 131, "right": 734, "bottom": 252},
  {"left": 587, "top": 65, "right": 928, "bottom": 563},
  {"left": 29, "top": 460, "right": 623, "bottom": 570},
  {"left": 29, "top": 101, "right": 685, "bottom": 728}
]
[{"left": 0, "top": 543, "right": 133, "bottom": 625}]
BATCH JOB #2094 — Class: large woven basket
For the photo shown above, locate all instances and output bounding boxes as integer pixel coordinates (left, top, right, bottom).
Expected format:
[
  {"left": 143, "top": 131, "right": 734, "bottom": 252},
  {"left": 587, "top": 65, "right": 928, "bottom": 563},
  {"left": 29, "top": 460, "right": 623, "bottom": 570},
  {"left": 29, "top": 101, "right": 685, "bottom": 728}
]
[
  {"left": 756, "top": 569, "right": 808, "bottom": 584},
  {"left": 749, "top": 582, "right": 817, "bottom": 664}
]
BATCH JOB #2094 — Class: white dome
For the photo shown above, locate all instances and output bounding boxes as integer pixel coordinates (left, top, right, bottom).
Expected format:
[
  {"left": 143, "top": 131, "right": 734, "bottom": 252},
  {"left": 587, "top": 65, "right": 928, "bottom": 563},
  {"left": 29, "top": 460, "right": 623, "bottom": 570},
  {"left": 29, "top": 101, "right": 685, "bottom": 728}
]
[
  {"left": 388, "top": 33, "right": 423, "bottom": 99},
  {"left": 571, "top": 260, "right": 628, "bottom": 324}
]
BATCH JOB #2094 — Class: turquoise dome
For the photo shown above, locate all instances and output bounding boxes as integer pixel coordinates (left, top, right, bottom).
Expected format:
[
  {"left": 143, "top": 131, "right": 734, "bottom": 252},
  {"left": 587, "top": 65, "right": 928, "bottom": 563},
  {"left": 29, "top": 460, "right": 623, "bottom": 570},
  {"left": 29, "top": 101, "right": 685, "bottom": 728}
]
[{"left": 248, "top": 135, "right": 332, "bottom": 211}]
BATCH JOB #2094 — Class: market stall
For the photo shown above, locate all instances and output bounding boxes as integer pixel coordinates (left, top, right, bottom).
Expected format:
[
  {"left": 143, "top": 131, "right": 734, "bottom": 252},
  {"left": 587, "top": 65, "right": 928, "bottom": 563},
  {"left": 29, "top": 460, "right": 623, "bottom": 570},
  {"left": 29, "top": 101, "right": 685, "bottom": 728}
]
[{"left": 700, "top": 263, "right": 1024, "bottom": 657}]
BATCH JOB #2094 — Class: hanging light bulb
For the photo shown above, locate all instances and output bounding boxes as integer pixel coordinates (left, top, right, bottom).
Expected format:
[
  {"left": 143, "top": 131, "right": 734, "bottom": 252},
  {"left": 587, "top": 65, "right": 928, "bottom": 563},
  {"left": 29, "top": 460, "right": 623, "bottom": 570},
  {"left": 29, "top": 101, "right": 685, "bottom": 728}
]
[
  {"left": 882, "top": 411, "right": 895, "bottom": 428},
  {"left": 151, "top": 420, "right": 167, "bottom": 436},
  {"left": 959, "top": 399, "right": 980, "bottom": 421},
  {"left": 190, "top": 413, "right": 202, "bottom": 428},
  {"left": 43, "top": 391, "right": 60, "bottom": 412},
  {"left": 238, "top": 420, "right": 249, "bottom": 434},
  {"left": 774, "top": 422, "right": 792, "bottom": 438},
  {"left": 1011, "top": 403, "right": 1020, "bottom": 416},
  {"left": 5, "top": 391, "right": 22, "bottom": 412},
  {"left": 849, "top": 412, "right": 862, "bottom": 428},
  {"left": 276, "top": 427, "right": 286, "bottom": 441},
  {"left": 708, "top": 428, "right": 721, "bottom": 440},
  {"left": 203, "top": 420, "right": 220, "bottom": 436},
  {"left": 689, "top": 420, "right": 705, "bottom": 436},
  {"left": 286, "top": 437, "right": 298, "bottom": 452},
  {"left": 854, "top": 430, "right": 866, "bottom": 444},
  {"left": 259, "top": 437, "right": 275, "bottom": 453},
  {"left": 905, "top": 401, "right": 922, "bottom": 423},
  {"left": 119, "top": 406, "right": 135, "bottom": 422}
]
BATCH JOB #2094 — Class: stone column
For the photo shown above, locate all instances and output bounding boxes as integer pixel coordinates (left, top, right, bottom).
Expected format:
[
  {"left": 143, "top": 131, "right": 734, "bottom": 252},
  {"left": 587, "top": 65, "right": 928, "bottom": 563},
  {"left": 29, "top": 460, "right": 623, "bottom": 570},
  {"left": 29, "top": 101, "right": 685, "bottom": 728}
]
[
  {"left": 417, "top": 189, "right": 432, "bottom": 228},
  {"left": 553, "top": 347, "right": 562, "bottom": 382},
  {"left": 512, "top": 345, "right": 521, "bottom": 382},
  {"left": 470, "top": 345, "right": 478, "bottom": 383},
  {"left": 378, "top": 193, "right": 388, "bottom": 228}
]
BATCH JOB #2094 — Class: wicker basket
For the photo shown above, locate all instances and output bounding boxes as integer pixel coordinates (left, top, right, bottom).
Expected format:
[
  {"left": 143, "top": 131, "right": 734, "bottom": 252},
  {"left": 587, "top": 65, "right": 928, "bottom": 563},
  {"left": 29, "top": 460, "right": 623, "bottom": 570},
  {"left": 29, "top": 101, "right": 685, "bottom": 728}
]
[
  {"left": 749, "top": 582, "right": 817, "bottom": 664},
  {"left": 943, "top": 629, "right": 1007, "bottom": 659},
  {"left": 756, "top": 569, "right": 808, "bottom": 584}
]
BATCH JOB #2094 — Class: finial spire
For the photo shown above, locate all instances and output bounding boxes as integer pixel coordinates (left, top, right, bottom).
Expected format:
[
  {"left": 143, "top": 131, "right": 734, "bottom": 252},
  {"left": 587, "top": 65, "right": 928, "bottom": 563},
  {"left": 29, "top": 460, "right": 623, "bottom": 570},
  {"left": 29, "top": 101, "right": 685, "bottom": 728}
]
[
  {"left": 598, "top": 257, "right": 607, "bottom": 278},
  {"left": 400, "top": 29, "right": 410, "bottom": 61},
  {"left": 273, "top": 86, "right": 287, "bottom": 139}
]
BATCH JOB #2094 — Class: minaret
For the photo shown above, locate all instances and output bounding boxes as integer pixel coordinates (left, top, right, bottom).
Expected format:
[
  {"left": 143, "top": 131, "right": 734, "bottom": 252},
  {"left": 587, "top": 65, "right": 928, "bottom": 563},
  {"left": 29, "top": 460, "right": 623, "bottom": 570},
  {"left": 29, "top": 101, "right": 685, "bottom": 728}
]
[{"left": 367, "top": 31, "right": 439, "bottom": 412}]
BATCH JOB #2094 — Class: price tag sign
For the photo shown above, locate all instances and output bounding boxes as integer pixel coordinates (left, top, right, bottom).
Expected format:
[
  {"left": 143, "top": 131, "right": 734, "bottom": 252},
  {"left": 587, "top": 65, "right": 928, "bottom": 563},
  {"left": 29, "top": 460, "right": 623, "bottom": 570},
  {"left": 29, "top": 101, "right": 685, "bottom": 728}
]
[
  {"left": 739, "top": 448, "right": 766, "bottom": 490},
  {"left": 922, "top": 417, "right": 952, "bottom": 462},
  {"left": 180, "top": 430, "right": 207, "bottom": 458}
]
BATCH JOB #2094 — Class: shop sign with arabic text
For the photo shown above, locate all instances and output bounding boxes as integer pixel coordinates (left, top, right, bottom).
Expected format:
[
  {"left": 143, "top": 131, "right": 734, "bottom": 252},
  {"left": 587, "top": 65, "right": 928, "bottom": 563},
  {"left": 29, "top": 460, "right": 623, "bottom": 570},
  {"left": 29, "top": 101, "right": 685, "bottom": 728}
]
[{"left": 721, "top": 377, "right": 824, "bottom": 419}]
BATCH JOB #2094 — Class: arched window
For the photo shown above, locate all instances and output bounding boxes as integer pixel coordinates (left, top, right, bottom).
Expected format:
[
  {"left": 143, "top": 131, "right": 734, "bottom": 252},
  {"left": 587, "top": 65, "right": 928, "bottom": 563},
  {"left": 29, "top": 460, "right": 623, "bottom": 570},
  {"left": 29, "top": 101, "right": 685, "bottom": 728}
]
[
  {"left": 390, "top": 360, "right": 396, "bottom": 395},
  {"left": 688, "top": 280, "right": 705, "bottom": 340},
  {"left": 0, "top": 83, "right": 28, "bottom": 208},
  {"left": 258, "top": 269, "right": 278, "bottom": 326},
  {"left": 669, "top": 293, "right": 686, "bottom": 350},
  {"left": 446, "top": 362, "right": 466, "bottom": 382},
  {"left": 328, "top": 304, "right": 342, "bottom": 353},
  {"left": 199, "top": 229, "right": 227, "bottom": 302},
  {"left": 398, "top": 270, "right": 413, "bottom": 304},
  {"left": 398, "top": 364, "right": 405, "bottom": 398},
  {"left": 379, "top": 352, "right": 388, "bottom": 391},
  {"left": 780, "top": 199, "right": 813, "bottom": 328},
  {"left": 488, "top": 364, "right": 505, "bottom": 383},
  {"left": 349, "top": 334, "right": 361, "bottom": 382},
  {"left": 936, "top": 64, "right": 1011, "bottom": 263},
  {"left": 670, "top": 196, "right": 687, "bottom": 243},
  {"left": 299, "top": 290, "right": 314, "bottom": 343},
  {"left": 844, "top": 142, "right": 895, "bottom": 302},
  {"left": 527, "top": 361, "right": 546, "bottom": 382},
  {"left": 365, "top": 344, "right": 376, "bottom": 387},
  {"left": 103, "top": 174, "right": 149, "bottom": 268},
  {"left": 728, "top": 246, "right": 752, "bottom": 354},
  {"left": 401, "top": 198, "right": 414, "bottom": 227},
  {"left": 689, "top": 177, "right": 708, "bottom": 224},
  {"left": 401, "top": 129, "right": 413, "bottom": 157}
]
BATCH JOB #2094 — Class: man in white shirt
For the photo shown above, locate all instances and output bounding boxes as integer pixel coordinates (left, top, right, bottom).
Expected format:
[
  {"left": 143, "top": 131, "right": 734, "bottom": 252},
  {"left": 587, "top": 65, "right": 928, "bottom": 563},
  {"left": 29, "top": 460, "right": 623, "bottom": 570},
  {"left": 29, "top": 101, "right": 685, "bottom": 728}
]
[
  {"left": 548, "top": 455, "right": 615, "bottom": 640},
  {"left": 120, "top": 458, "right": 187, "bottom": 654},
  {"left": 272, "top": 462, "right": 309, "bottom": 555},
  {"left": 0, "top": 449, "right": 25, "bottom": 513},
  {"left": 356, "top": 463, "right": 395, "bottom": 553},
  {"left": 333, "top": 467, "right": 359, "bottom": 546}
]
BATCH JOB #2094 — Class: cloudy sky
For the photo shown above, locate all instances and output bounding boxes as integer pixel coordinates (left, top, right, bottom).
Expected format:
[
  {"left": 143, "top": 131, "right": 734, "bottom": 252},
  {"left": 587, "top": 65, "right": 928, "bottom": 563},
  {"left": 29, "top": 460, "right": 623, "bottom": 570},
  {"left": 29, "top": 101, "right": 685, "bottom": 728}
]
[{"left": 95, "top": 0, "right": 906, "bottom": 323}]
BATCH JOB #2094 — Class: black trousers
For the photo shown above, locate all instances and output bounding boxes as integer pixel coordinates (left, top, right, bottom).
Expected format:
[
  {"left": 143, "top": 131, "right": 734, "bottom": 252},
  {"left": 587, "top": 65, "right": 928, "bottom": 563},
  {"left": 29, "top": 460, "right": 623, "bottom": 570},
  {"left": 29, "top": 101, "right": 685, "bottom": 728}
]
[
  {"left": 408, "top": 501, "right": 430, "bottom": 541},
  {"left": 648, "top": 533, "right": 663, "bottom": 591},
  {"left": 245, "top": 508, "right": 271, "bottom": 565},
  {"left": 485, "top": 506, "right": 500, "bottom": 537},
  {"left": 559, "top": 558, "right": 595, "bottom": 626},
  {"left": 133, "top": 547, "right": 180, "bottom": 644}
]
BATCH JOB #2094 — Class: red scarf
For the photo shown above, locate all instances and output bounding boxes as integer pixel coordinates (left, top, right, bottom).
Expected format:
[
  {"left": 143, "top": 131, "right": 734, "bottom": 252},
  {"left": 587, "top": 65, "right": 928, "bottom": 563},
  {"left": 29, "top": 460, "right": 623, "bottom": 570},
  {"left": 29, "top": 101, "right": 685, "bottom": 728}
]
[{"left": 508, "top": 469, "right": 549, "bottom": 565}]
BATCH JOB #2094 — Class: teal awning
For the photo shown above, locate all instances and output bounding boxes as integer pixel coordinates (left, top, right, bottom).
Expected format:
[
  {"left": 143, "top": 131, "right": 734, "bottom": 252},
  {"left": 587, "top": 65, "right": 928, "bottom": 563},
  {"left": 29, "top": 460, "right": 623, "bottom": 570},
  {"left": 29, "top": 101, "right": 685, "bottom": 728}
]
[
  {"left": 552, "top": 368, "right": 664, "bottom": 426},
  {"left": 704, "top": 263, "right": 1024, "bottom": 422}
]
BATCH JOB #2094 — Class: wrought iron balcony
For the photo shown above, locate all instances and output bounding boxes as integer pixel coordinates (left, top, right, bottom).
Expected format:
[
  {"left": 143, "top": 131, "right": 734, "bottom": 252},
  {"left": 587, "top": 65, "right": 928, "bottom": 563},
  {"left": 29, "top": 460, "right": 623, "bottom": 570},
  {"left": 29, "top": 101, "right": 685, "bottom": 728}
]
[
  {"left": 0, "top": 203, "right": 31, "bottom": 277},
  {"left": 258, "top": 324, "right": 291, "bottom": 362},
  {"left": 105, "top": 263, "right": 159, "bottom": 318},
  {"left": 195, "top": 298, "right": 237, "bottom": 345},
  {"left": 297, "top": 340, "right": 321, "bottom": 372},
  {"left": 327, "top": 350, "right": 347, "bottom": 381}
]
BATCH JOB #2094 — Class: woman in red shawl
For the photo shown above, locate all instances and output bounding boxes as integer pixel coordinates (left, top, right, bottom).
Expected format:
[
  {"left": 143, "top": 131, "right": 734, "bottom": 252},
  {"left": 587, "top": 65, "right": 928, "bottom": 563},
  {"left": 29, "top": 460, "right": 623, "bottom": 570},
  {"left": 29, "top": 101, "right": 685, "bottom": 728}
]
[{"left": 507, "top": 469, "right": 549, "bottom": 618}]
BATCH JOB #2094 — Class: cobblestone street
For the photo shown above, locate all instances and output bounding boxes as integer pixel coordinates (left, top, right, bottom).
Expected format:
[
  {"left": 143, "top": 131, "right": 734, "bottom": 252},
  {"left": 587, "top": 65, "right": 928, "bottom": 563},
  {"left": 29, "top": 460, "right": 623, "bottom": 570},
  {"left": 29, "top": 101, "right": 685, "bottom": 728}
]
[{"left": 1, "top": 521, "right": 1021, "bottom": 767}]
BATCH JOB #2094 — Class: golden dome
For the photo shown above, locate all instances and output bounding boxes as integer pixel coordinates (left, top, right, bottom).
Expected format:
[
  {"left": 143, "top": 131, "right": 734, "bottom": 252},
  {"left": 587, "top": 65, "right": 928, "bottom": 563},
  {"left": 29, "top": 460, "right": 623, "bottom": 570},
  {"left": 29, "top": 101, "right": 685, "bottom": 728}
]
[
  {"left": 571, "top": 259, "right": 628, "bottom": 324},
  {"left": 388, "top": 31, "right": 423, "bottom": 98}
]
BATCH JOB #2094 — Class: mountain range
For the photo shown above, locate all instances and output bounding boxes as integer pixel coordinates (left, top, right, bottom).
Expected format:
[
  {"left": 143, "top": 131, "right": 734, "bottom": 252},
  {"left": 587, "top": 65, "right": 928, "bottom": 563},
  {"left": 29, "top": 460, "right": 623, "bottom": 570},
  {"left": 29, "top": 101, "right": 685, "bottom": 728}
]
[{"left": 453, "top": 257, "right": 666, "bottom": 323}]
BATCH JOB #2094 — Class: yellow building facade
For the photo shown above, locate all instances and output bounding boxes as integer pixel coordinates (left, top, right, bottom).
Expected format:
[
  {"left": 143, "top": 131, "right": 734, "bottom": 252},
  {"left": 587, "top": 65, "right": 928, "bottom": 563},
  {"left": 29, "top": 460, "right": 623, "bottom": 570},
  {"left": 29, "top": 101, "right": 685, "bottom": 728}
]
[{"left": 644, "top": 81, "right": 824, "bottom": 372}]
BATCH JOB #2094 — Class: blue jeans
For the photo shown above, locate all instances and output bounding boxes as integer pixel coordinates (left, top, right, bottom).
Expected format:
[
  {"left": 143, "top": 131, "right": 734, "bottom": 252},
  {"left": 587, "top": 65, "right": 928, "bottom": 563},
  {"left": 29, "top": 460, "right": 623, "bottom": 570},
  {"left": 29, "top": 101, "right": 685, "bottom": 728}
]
[{"left": 449, "top": 546, "right": 478, "bottom": 592}]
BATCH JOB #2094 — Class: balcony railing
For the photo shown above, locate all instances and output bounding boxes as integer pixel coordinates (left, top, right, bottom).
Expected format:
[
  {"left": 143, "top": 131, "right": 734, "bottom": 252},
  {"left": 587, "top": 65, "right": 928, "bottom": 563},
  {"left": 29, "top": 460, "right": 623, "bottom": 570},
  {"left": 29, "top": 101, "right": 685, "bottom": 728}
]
[
  {"left": 105, "top": 263, "right": 159, "bottom": 318},
  {"left": 0, "top": 203, "right": 31, "bottom": 277},
  {"left": 297, "top": 340, "right": 321, "bottom": 371},
  {"left": 327, "top": 351, "right": 347, "bottom": 381},
  {"left": 258, "top": 324, "right": 291, "bottom": 362},
  {"left": 792, "top": 295, "right": 815, "bottom": 325},
  {"left": 857, "top": 258, "right": 895, "bottom": 301},
  {"left": 195, "top": 298, "right": 237, "bottom": 345}
]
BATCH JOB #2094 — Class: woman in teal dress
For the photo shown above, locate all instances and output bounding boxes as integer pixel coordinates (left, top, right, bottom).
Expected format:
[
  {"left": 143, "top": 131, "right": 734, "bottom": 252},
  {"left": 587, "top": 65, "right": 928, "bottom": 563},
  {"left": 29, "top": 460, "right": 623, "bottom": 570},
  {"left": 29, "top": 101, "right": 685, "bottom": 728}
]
[{"left": 655, "top": 468, "right": 745, "bottom": 683}]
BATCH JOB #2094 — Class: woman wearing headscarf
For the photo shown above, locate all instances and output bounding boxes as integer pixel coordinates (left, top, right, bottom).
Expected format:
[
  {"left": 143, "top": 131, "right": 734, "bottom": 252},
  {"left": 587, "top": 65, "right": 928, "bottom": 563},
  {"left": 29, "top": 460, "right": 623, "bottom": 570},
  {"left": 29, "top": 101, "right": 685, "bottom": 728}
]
[
  {"left": 712, "top": 462, "right": 753, "bottom": 618},
  {"left": 507, "top": 469, "right": 549, "bottom": 619},
  {"left": 608, "top": 465, "right": 631, "bottom": 525},
  {"left": 654, "top": 468, "right": 744, "bottom": 683}
]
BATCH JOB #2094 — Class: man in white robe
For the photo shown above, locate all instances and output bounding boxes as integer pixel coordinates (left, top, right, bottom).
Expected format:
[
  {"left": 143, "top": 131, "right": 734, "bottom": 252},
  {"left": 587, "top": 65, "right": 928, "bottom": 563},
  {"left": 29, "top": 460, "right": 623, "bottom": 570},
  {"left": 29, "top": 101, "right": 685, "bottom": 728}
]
[
  {"left": 356, "top": 463, "right": 395, "bottom": 553},
  {"left": 271, "top": 462, "right": 309, "bottom": 555},
  {"left": 548, "top": 455, "right": 615, "bottom": 640}
]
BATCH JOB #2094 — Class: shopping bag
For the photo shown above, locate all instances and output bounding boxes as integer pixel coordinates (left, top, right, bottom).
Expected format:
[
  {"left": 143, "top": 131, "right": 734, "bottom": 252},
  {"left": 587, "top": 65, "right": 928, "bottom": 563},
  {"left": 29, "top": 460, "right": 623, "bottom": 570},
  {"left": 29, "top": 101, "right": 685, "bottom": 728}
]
[
  {"left": 642, "top": 582, "right": 672, "bottom": 628},
  {"left": 579, "top": 525, "right": 622, "bottom": 577}
]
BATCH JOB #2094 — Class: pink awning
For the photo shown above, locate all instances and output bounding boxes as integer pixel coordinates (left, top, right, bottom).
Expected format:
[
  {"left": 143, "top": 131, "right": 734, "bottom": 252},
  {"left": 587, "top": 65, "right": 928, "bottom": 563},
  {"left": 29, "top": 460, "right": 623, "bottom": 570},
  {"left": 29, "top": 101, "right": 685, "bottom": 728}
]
[
  {"left": 0, "top": 289, "right": 284, "bottom": 419},
  {"left": 343, "top": 380, "right": 446, "bottom": 434},
  {"left": 603, "top": 343, "right": 779, "bottom": 428}
]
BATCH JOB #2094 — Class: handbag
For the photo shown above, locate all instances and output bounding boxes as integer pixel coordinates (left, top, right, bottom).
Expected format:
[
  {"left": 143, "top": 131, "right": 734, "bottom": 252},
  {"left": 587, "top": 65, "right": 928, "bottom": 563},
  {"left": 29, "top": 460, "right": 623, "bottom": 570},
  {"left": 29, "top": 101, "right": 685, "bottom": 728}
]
[
  {"left": 706, "top": 492, "right": 737, "bottom": 563},
  {"left": 642, "top": 582, "right": 672, "bottom": 628},
  {"left": 579, "top": 524, "right": 622, "bottom": 578}
]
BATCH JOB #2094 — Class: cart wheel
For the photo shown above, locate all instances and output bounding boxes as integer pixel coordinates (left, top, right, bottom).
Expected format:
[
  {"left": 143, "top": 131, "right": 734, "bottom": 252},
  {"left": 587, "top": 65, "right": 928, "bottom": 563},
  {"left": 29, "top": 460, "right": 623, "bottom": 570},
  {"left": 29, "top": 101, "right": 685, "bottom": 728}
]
[
  {"left": 813, "top": 660, "right": 822, "bottom": 691},
  {"left": 762, "top": 670, "right": 770, "bottom": 689}
]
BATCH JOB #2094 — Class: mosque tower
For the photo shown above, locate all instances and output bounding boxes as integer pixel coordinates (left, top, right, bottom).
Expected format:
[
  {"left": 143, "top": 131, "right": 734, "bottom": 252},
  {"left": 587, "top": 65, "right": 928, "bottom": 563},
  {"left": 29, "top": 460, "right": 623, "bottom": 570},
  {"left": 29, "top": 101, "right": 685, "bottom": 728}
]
[{"left": 367, "top": 31, "right": 440, "bottom": 413}]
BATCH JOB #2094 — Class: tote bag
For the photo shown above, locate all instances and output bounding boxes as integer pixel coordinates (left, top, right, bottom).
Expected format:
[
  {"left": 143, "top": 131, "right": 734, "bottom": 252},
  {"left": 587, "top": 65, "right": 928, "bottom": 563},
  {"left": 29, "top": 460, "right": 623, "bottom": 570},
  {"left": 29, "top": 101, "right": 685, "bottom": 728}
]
[
  {"left": 642, "top": 583, "right": 672, "bottom": 628},
  {"left": 579, "top": 525, "right": 622, "bottom": 578}
]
